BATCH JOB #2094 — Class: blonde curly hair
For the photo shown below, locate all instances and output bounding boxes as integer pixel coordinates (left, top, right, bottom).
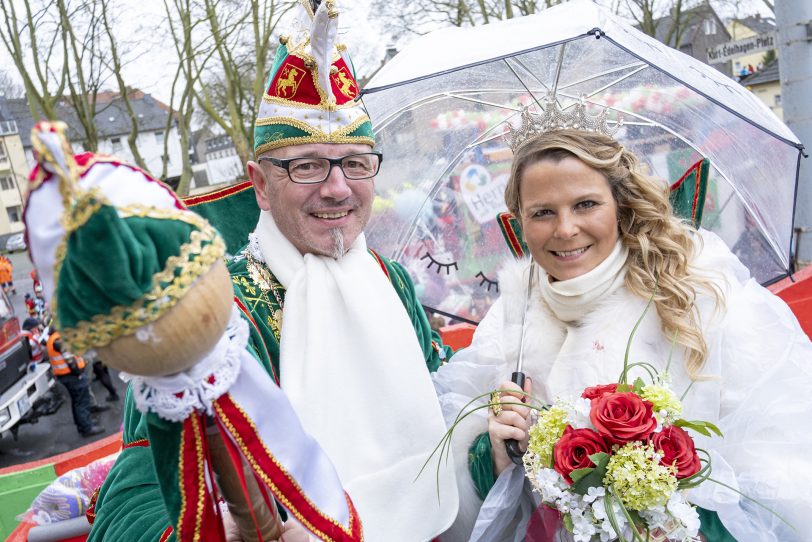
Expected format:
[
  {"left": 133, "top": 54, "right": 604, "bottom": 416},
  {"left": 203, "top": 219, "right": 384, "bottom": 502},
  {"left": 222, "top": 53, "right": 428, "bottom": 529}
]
[{"left": 504, "top": 129, "right": 722, "bottom": 378}]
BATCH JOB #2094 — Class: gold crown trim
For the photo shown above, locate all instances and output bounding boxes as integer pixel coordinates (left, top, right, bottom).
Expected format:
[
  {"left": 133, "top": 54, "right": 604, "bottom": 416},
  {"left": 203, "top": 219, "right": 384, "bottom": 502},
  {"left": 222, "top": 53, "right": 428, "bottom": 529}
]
[{"left": 506, "top": 95, "right": 623, "bottom": 153}]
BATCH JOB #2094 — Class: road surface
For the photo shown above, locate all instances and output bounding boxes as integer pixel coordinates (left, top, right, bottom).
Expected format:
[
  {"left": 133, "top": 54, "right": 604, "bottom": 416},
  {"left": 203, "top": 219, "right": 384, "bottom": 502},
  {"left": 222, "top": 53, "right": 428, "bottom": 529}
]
[{"left": 0, "top": 250, "right": 127, "bottom": 469}]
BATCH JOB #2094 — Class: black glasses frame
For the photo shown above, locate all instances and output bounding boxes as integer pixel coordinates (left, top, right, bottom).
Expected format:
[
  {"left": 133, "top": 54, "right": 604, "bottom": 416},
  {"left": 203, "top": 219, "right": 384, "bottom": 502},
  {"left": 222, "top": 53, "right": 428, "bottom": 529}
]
[{"left": 258, "top": 152, "right": 383, "bottom": 184}]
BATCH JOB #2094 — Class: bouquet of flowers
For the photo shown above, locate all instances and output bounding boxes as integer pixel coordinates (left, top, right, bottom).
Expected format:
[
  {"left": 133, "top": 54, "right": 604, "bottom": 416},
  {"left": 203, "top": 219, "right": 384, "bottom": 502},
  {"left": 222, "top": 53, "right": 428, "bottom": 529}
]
[
  {"left": 520, "top": 303, "right": 721, "bottom": 542},
  {"left": 523, "top": 374, "right": 719, "bottom": 542}
]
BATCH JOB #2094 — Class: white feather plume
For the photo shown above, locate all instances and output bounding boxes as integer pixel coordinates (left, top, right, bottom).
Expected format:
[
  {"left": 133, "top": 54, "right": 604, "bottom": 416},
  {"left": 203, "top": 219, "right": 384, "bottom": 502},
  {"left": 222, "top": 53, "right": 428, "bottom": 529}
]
[{"left": 310, "top": 1, "right": 338, "bottom": 103}]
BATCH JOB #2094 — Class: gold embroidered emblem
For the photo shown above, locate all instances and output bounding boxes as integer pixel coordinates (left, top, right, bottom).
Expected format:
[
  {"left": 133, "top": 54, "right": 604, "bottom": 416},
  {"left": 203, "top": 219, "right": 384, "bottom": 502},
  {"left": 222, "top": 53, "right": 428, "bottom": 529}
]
[
  {"left": 275, "top": 64, "right": 305, "bottom": 98},
  {"left": 332, "top": 67, "right": 358, "bottom": 99},
  {"left": 246, "top": 251, "right": 286, "bottom": 339}
]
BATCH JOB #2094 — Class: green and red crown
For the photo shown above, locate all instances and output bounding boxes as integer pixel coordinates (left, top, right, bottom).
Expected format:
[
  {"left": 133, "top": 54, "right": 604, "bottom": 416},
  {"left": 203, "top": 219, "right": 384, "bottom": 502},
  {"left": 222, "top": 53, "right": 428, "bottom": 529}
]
[{"left": 254, "top": 1, "right": 375, "bottom": 156}]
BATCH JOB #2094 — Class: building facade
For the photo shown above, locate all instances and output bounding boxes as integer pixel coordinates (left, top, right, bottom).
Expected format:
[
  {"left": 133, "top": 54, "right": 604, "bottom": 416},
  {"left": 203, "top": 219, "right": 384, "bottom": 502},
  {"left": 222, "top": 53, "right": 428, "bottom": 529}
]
[
  {"left": 727, "top": 15, "right": 777, "bottom": 79},
  {"left": 4, "top": 91, "right": 185, "bottom": 186},
  {"left": 0, "top": 101, "right": 27, "bottom": 238},
  {"left": 740, "top": 60, "right": 782, "bottom": 119}
]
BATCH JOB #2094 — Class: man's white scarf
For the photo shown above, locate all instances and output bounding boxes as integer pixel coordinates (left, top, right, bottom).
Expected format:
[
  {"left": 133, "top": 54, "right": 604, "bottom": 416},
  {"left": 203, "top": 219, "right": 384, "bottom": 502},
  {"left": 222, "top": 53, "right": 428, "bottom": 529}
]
[{"left": 255, "top": 211, "right": 458, "bottom": 541}]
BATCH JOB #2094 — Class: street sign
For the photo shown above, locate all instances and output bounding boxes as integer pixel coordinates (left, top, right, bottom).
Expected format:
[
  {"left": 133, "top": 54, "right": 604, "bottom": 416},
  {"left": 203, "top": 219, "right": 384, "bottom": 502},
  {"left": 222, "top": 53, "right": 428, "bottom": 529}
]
[{"left": 707, "top": 32, "right": 776, "bottom": 65}]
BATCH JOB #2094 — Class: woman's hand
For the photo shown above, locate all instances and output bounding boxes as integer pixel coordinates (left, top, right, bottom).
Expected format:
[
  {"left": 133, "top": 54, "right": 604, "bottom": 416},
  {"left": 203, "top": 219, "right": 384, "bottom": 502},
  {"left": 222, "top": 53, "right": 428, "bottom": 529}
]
[{"left": 489, "top": 377, "right": 533, "bottom": 476}]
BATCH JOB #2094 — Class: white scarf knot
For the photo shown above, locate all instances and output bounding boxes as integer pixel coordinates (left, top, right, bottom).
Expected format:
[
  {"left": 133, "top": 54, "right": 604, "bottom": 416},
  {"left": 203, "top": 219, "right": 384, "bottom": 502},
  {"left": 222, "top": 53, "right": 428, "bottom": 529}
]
[{"left": 539, "top": 240, "right": 629, "bottom": 322}]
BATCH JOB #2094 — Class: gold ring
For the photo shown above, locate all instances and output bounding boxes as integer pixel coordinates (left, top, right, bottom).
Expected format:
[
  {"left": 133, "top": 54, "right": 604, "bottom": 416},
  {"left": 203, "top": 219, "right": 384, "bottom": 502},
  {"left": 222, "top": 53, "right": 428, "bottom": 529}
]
[{"left": 490, "top": 391, "right": 502, "bottom": 417}]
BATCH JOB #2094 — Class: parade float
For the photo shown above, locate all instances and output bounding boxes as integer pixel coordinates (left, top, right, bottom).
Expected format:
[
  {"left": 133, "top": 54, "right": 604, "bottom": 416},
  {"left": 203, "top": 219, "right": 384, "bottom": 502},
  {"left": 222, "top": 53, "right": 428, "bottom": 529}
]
[{"left": 1, "top": 0, "right": 808, "bottom": 540}]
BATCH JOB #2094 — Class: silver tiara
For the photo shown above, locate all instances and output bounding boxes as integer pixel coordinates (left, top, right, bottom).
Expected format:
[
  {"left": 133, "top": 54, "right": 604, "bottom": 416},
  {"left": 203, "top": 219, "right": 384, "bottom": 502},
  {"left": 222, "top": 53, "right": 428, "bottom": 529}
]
[{"left": 505, "top": 94, "right": 623, "bottom": 153}]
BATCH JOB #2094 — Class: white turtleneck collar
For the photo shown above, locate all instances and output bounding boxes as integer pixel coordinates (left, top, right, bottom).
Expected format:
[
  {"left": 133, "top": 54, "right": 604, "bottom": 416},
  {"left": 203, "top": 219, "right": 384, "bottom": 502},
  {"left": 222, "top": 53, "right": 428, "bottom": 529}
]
[{"left": 538, "top": 240, "right": 629, "bottom": 322}]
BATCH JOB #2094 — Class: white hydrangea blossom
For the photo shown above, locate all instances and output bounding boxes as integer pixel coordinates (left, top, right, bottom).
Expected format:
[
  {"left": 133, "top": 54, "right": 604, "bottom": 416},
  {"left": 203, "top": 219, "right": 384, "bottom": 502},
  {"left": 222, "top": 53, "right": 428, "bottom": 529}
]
[
  {"left": 565, "top": 396, "right": 595, "bottom": 429},
  {"left": 592, "top": 496, "right": 627, "bottom": 541}
]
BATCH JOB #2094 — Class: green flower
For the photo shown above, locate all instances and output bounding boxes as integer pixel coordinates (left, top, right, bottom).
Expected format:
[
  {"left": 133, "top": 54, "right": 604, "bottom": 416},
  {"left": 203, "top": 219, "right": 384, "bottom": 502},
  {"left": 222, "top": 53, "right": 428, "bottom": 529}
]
[
  {"left": 640, "top": 384, "right": 683, "bottom": 420},
  {"left": 604, "top": 442, "right": 678, "bottom": 510},
  {"left": 525, "top": 406, "right": 569, "bottom": 469}
]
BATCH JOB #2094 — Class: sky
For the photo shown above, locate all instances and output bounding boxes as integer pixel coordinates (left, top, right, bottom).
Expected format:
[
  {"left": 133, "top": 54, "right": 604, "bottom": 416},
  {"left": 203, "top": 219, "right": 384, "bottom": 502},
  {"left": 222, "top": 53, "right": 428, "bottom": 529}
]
[{"left": 1, "top": 0, "right": 775, "bottom": 106}]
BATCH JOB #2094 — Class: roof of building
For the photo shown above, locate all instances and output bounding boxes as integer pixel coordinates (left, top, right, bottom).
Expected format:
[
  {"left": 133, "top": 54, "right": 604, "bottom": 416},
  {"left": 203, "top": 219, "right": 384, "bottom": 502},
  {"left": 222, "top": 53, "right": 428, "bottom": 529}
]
[
  {"left": 4, "top": 90, "right": 173, "bottom": 148},
  {"left": 0, "top": 98, "right": 14, "bottom": 123},
  {"left": 733, "top": 14, "right": 776, "bottom": 35},
  {"left": 740, "top": 58, "right": 779, "bottom": 86},
  {"left": 652, "top": 3, "right": 729, "bottom": 47}
]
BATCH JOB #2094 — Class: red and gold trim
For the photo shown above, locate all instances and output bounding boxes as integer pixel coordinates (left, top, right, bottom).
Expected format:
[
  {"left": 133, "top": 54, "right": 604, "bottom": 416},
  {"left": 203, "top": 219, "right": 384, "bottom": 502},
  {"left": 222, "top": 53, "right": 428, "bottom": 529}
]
[
  {"left": 367, "top": 249, "right": 390, "bottom": 283},
  {"left": 158, "top": 526, "right": 173, "bottom": 542},
  {"left": 86, "top": 486, "right": 101, "bottom": 525},
  {"left": 497, "top": 212, "right": 526, "bottom": 259},
  {"left": 183, "top": 181, "right": 254, "bottom": 207},
  {"left": 214, "top": 395, "right": 363, "bottom": 542},
  {"left": 669, "top": 159, "right": 706, "bottom": 224},
  {"left": 123, "top": 438, "right": 150, "bottom": 450},
  {"left": 234, "top": 296, "right": 279, "bottom": 384},
  {"left": 177, "top": 414, "right": 224, "bottom": 542}
]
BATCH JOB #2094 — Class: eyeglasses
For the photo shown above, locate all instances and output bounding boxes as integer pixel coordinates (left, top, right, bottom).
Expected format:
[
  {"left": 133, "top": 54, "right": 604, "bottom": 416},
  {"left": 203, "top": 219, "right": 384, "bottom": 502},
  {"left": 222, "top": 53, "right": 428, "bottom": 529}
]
[{"left": 258, "top": 152, "right": 383, "bottom": 184}]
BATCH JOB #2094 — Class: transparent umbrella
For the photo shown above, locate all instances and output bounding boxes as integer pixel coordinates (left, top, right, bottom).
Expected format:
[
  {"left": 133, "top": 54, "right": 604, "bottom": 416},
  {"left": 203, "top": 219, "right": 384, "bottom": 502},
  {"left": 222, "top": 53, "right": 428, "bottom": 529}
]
[{"left": 361, "top": 0, "right": 804, "bottom": 324}]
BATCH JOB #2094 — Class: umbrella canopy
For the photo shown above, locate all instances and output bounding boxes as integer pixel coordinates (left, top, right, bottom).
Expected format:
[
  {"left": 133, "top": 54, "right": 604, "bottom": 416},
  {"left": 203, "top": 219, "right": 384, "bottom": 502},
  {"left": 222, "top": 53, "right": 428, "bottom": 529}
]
[{"left": 361, "top": 0, "right": 804, "bottom": 323}]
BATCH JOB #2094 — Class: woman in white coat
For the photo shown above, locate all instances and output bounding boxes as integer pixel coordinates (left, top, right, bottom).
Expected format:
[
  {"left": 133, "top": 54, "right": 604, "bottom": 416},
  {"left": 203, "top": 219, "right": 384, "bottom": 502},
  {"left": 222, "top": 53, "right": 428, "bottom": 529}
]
[{"left": 435, "top": 129, "right": 812, "bottom": 542}]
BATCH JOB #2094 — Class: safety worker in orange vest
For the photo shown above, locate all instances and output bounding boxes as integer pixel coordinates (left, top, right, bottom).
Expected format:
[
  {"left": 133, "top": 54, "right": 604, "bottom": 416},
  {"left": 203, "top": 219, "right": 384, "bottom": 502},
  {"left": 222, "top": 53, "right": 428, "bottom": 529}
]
[
  {"left": 47, "top": 330, "right": 104, "bottom": 437},
  {"left": 0, "top": 255, "right": 15, "bottom": 295}
]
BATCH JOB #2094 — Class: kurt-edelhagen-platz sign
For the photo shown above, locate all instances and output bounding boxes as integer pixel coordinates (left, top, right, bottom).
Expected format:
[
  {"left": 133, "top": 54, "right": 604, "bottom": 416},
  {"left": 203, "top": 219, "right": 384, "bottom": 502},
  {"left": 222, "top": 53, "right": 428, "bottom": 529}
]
[{"left": 707, "top": 32, "right": 775, "bottom": 65}]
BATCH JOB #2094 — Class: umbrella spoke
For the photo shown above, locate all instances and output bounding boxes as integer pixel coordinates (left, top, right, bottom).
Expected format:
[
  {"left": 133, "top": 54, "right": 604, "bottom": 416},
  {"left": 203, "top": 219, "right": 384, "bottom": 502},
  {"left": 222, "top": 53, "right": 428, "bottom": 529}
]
[
  {"left": 557, "top": 65, "right": 650, "bottom": 109},
  {"left": 505, "top": 56, "right": 553, "bottom": 95},
  {"left": 557, "top": 61, "right": 648, "bottom": 92},
  {"left": 502, "top": 57, "right": 547, "bottom": 111}
]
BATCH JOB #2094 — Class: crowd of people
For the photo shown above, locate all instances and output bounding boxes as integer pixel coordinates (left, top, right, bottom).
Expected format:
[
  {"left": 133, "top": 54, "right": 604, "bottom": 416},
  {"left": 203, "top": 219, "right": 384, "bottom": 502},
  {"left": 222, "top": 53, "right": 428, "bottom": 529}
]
[{"left": 2, "top": 262, "right": 119, "bottom": 438}]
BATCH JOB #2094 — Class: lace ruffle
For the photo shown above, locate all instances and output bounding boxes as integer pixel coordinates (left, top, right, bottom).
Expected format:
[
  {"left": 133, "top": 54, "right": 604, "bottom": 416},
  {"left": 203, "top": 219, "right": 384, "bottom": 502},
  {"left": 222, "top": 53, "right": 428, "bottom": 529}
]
[
  {"left": 122, "top": 305, "right": 246, "bottom": 422},
  {"left": 247, "top": 231, "right": 264, "bottom": 262}
]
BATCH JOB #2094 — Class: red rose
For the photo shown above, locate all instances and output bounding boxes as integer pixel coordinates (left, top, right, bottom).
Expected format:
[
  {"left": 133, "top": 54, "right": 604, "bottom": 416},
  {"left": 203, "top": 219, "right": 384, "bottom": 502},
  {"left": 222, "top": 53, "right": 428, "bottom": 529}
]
[
  {"left": 581, "top": 383, "right": 618, "bottom": 401},
  {"left": 553, "top": 426, "right": 610, "bottom": 485},
  {"left": 650, "top": 426, "right": 701, "bottom": 478},
  {"left": 590, "top": 392, "right": 658, "bottom": 445}
]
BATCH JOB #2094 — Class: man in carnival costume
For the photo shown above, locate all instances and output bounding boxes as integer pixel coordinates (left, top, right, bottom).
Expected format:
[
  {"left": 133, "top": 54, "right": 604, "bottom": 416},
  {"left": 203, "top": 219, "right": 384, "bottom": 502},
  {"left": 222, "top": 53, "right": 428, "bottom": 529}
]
[{"left": 88, "top": 1, "right": 459, "bottom": 540}]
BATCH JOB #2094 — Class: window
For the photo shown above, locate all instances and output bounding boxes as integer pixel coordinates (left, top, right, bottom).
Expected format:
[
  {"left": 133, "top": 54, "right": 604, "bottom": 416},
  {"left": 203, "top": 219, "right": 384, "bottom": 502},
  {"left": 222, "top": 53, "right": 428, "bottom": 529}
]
[
  {"left": 0, "top": 141, "right": 6, "bottom": 160},
  {"left": 0, "top": 176, "right": 13, "bottom": 191},
  {"left": 155, "top": 131, "right": 165, "bottom": 145},
  {"left": 111, "top": 137, "right": 123, "bottom": 153},
  {"left": 702, "top": 19, "right": 716, "bottom": 35},
  {"left": 775, "top": 94, "right": 782, "bottom": 106},
  {"left": 7, "top": 205, "right": 20, "bottom": 223}
]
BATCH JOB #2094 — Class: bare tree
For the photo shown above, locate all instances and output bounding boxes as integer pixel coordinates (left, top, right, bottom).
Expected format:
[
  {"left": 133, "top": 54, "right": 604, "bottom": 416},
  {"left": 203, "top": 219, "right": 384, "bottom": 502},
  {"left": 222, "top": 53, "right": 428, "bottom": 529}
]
[
  {"left": 0, "top": 70, "right": 23, "bottom": 98},
  {"left": 192, "top": 0, "right": 296, "bottom": 173},
  {"left": 0, "top": 0, "right": 68, "bottom": 120},
  {"left": 623, "top": 0, "right": 711, "bottom": 48},
  {"left": 99, "top": 0, "right": 149, "bottom": 171},
  {"left": 371, "top": 0, "right": 549, "bottom": 37},
  {"left": 57, "top": 0, "right": 112, "bottom": 152},
  {"left": 162, "top": 0, "right": 209, "bottom": 195},
  {"left": 0, "top": 0, "right": 123, "bottom": 151}
]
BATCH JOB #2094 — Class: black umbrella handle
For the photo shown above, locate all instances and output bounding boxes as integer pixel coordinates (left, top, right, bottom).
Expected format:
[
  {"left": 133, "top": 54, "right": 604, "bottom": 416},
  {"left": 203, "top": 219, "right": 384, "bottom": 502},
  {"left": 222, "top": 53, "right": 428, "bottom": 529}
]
[{"left": 505, "top": 371, "right": 526, "bottom": 465}]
